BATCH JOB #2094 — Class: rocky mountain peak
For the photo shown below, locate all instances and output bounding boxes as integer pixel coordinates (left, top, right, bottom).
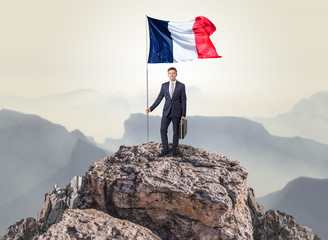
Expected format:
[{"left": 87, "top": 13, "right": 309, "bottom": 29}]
[
  {"left": 1, "top": 142, "right": 321, "bottom": 240},
  {"left": 87, "top": 142, "right": 252, "bottom": 239}
]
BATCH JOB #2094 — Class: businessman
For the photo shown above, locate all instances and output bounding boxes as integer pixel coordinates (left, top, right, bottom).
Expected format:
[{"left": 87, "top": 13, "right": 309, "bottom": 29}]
[{"left": 146, "top": 67, "right": 187, "bottom": 157}]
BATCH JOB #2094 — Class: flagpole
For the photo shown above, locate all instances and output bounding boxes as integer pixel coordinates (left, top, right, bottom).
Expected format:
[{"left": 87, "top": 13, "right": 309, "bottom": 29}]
[{"left": 146, "top": 15, "right": 149, "bottom": 155}]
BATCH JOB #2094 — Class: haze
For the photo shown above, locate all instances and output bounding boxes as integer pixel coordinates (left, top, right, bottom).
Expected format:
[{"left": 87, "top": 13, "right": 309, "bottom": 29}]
[{"left": 1, "top": 0, "right": 328, "bottom": 141}]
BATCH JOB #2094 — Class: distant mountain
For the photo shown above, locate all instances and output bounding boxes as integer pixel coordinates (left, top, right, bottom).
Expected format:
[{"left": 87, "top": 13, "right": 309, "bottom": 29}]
[
  {"left": 0, "top": 109, "right": 110, "bottom": 235},
  {"left": 252, "top": 90, "right": 328, "bottom": 144},
  {"left": 103, "top": 114, "right": 328, "bottom": 197},
  {"left": 0, "top": 89, "right": 133, "bottom": 141},
  {"left": 257, "top": 177, "right": 328, "bottom": 240}
]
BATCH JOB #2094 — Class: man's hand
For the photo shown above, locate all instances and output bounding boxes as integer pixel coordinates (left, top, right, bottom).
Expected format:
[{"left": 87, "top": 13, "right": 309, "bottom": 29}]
[
  {"left": 146, "top": 108, "right": 151, "bottom": 114},
  {"left": 181, "top": 116, "right": 186, "bottom": 121}
]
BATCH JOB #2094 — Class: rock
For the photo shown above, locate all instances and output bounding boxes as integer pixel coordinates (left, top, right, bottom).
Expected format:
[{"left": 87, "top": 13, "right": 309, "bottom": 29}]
[
  {"left": 86, "top": 142, "right": 253, "bottom": 239},
  {"left": 1, "top": 176, "right": 91, "bottom": 240},
  {"left": 248, "top": 187, "right": 265, "bottom": 237},
  {"left": 38, "top": 208, "right": 161, "bottom": 240},
  {"left": 37, "top": 176, "right": 88, "bottom": 233},
  {"left": 262, "top": 210, "right": 320, "bottom": 240},
  {"left": 248, "top": 188, "right": 320, "bottom": 240},
  {"left": 0, "top": 218, "right": 37, "bottom": 240}
]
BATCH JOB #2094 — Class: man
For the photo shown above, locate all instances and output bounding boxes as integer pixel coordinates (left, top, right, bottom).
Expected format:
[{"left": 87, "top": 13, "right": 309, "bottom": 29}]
[{"left": 146, "top": 67, "right": 187, "bottom": 157}]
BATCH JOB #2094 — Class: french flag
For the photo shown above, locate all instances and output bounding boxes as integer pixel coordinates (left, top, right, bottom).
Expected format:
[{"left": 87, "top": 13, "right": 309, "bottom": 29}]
[{"left": 147, "top": 16, "right": 221, "bottom": 63}]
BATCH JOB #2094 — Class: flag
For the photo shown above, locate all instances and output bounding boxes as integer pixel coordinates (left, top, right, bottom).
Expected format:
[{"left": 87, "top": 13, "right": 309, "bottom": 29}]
[{"left": 147, "top": 16, "right": 221, "bottom": 63}]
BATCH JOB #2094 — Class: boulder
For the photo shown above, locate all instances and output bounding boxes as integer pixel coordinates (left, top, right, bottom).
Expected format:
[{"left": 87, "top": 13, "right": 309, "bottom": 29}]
[
  {"left": 0, "top": 218, "right": 37, "bottom": 240},
  {"left": 38, "top": 208, "right": 161, "bottom": 240},
  {"left": 37, "top": 176, "right": 88, "bottom": 232},
  {"left": 248, "top": 188, "right": 320, "bottom": 240}
]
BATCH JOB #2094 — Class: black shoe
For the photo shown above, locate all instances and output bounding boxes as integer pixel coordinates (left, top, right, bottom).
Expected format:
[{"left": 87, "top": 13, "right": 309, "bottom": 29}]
[
  {"left": 158, "top": 151, "right": 170, "bottom": 157},
  {"left": 172, "top": 150, "right": 179, "bottom": 157}
]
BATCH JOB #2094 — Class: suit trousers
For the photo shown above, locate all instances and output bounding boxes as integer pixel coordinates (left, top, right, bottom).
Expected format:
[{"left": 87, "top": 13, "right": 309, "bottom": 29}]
[{"left": 160, "top": 115, "right": 180, "bottom": 152}]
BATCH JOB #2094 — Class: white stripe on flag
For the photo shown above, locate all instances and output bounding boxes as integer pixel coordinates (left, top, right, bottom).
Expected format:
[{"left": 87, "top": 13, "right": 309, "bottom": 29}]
[{"left": 168, "top": 20, "right": 198, "bottom": 62}]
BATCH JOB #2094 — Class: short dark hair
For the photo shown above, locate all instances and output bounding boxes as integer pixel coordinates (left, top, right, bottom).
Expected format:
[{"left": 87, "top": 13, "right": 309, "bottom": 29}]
[{"left": 167, "top": 67, "right": 177, "bottom": 73}]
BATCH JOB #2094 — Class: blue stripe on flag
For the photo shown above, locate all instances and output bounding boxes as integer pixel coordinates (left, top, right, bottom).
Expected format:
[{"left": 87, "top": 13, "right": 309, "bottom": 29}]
[{"left": 147, "top": 17, "right": 173, "bottom": 63}]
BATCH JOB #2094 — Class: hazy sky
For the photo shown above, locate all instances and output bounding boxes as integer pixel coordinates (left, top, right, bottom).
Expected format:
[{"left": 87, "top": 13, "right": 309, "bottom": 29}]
[{"left": 1, "top": 0, "right": 328, "bottom": 140}]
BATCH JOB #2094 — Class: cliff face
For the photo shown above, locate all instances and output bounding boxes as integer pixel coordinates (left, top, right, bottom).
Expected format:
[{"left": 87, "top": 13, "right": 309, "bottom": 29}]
[
  {"left": 0, "top": 142, "right": 321, "bottom": 240},
  {"left": 248, "top": 188, "right": 320, "bottom": 240}
]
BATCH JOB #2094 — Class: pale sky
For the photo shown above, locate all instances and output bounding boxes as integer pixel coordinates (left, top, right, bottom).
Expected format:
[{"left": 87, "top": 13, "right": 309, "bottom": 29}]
[{"left": 1, "top": 0, "right": 328, "bottom": 140}]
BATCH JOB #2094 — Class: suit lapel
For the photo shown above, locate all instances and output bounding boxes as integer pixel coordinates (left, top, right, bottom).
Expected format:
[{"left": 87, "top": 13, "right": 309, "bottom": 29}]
[{"left": 165, "top": 82, "right": 171, "bottom": 99}]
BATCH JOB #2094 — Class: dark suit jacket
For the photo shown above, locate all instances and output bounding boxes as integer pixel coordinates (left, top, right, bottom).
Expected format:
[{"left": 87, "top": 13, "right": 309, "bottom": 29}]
[{"left": 150, "top": 81, "right": 187, "bottom": 118}]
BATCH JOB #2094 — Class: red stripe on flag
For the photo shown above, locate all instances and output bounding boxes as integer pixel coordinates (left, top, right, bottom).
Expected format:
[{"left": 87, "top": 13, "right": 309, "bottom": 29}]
[{"left": 193, "top": 16, "right": 222, "bottom": 59}]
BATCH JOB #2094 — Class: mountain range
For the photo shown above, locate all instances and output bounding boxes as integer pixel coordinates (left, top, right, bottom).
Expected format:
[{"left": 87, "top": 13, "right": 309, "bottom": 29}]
[
  {"left": 252, "top": 90, "right": 328, "bottom": 144},
  {"left": 0, "top": 89, "right": 133, "bottom": 141},
  {"left": 257, "top": 177, "right": 328, "bottom": 240},
  {"left": 2, "top": 88, "right": 328, "bottom": 144},
  {"left": 0, "top": 109, "right": 110, "bottom": 235}
]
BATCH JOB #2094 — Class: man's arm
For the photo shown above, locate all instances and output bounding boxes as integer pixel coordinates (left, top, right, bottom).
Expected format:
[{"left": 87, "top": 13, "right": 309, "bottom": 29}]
[{"left": 146, "top": 84, "right": 164, "bottom": 113}]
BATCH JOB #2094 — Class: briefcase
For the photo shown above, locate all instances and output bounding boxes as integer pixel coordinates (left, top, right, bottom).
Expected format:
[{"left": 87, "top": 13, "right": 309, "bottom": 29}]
[{"left": 179, "top": 119, "right": 187, "bottom": 139}]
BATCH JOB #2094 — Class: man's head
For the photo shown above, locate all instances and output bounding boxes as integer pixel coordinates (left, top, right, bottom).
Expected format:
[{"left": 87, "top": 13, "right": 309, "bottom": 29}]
[{"left": 167, "top": 67, "right": 177, "bottom": 82}]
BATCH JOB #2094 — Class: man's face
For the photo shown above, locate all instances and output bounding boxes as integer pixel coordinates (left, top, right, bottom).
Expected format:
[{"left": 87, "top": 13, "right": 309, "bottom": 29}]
[{"left": 168, "top": 70, "right": 177, "bottom": 81}]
